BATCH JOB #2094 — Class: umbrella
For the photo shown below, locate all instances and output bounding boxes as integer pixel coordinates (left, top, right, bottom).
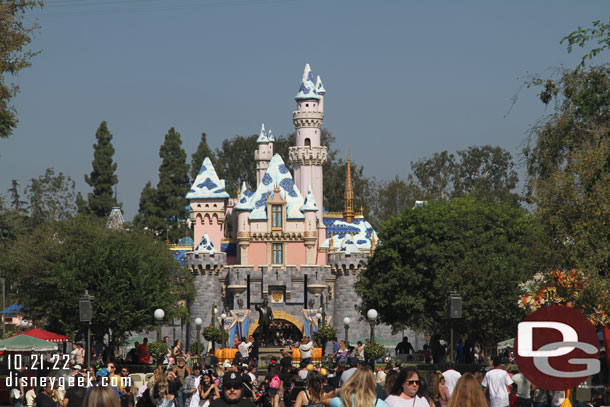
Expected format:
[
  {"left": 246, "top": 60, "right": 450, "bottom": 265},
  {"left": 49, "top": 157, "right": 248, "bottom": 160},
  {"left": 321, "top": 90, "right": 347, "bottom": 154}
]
[
  {"left": 353, "top": 336, "right": 399, "bottom": 347},
  {"left": 0, "top": 335, "right": 57, "bottom": 352},
  {"left": 19, "top": 328, "right": 69, "bottom": 343},
  {"left": 497, "top": 338, "right": 514, "bottom": 350}
]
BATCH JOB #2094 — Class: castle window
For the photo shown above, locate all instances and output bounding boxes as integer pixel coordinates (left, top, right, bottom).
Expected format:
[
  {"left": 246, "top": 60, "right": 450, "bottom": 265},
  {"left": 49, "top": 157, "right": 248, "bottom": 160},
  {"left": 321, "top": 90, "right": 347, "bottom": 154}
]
[
  {"left": 272, "top": 205, "right": 282, "bottom": 229},
  {"left": 306, "top": 103, "right": 309, "bottom": 107},
  {"left": 305, "top": 138, "right": 311, "bottom": 147},
  {"left": 272, "top": 243, "right": 283, "bottom": 264}
]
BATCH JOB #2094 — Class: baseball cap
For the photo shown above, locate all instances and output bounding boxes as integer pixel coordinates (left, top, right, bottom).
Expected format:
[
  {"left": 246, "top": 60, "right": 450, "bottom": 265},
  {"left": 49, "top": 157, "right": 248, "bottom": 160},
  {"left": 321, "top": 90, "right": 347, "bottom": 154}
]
[
  {"left": 72, "top": 364, "right": 82, "bottom": 370},
  {"left": 223, "top": 361, "right": 232, "bottom": 368},
  {"left": 223, "top": 372, "right": 243, "bottom": 387}
]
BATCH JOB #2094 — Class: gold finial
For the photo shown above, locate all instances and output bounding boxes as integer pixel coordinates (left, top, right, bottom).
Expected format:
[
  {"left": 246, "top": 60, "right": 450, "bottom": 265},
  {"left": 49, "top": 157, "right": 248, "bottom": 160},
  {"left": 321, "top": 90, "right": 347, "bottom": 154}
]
[
  {"left": 343, "top": 154, "right": 355, "bottom": 223},
  {"left": 273, "top": 183, "right": 281, "bottom": 194},
  {"left": 371, "top": 233, "right": 376, "bottom": 251},
  {"left": 329, "top": 232, "right": 334, "bottom": 251},
  {"left": 237, "top": 182, "right": 242, "bottom": 197}
]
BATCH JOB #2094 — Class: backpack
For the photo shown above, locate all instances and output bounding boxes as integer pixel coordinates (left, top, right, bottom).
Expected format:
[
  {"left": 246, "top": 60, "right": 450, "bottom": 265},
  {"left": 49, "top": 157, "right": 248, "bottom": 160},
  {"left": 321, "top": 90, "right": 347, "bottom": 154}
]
[{"left": 269, "top": 375, "right": 280, "bottom": 389}]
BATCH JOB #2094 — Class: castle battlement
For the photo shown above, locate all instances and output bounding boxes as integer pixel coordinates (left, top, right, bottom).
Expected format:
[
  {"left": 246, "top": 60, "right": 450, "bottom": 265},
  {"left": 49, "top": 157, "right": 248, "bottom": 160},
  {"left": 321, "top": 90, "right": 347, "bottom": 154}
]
[{"left": 292, "top": 111, "right": 324, "bottom": 127}]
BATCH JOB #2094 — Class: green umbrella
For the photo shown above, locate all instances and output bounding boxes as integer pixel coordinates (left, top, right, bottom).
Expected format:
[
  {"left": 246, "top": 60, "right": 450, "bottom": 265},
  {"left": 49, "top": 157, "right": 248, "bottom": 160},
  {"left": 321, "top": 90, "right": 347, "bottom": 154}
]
[
  {"left": 497, "top": 338, "right": 514, "bottom": 350},
  {"left": 0, "top": 335, "right": 57, "bottom": 351},
  {"left": 354, "top": 336, "right": 398, "bottom": 347}
]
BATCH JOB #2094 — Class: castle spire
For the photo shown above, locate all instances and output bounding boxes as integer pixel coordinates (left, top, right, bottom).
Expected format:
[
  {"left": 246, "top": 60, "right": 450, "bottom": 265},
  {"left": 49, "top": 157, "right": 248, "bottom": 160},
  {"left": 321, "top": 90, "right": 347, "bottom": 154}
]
[{"left": 343, "top": 154, "right": 355, "bottom": 223}]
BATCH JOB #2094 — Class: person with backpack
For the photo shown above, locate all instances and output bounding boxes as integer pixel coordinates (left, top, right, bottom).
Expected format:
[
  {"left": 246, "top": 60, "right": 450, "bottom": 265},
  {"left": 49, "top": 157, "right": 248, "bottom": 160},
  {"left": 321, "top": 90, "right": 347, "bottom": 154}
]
[
  {"left": 267, "top": 367, "right": 281, "bottom": 407},
  {"left": 293, "top": 371, "right": 326, "bottom": 407}
]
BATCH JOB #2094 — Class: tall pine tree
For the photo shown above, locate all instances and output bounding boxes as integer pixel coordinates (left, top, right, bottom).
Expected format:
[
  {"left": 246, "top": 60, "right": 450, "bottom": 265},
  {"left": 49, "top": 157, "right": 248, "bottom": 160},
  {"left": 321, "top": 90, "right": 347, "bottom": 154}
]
[
  {"left": 133, "top": 181, "right": 159, "bottom": 234},
  {"left": 190, "top": 132, "right": 216, "bottom": 182},
  {"left": 8, "top": 179, "right": 26, "bottom": 213},
  {"left": 84, "top": 121, "right": 119, "bottom": 217},
  {"left": 155, "top": 128, "right": 189, "bottom": 242}
]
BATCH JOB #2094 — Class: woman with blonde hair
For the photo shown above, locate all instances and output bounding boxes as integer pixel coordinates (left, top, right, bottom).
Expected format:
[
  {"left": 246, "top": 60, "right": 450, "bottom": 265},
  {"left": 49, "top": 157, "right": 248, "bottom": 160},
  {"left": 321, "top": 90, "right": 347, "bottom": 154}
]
[
  {"left": 330, "top": 368, "right": 388, "bottom": 407},
  {"left": 83, "top": 386, "right": 120, "bottom": 407},
  {"left": 446, "top": 373, "right": 487, "bottom": 407}
]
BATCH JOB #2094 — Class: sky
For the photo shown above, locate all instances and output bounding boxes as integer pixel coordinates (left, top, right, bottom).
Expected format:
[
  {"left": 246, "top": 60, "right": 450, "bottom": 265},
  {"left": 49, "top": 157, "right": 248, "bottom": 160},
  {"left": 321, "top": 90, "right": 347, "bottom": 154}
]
[{"left": 1, "top": 0, "right": 609, "bottom": 220}]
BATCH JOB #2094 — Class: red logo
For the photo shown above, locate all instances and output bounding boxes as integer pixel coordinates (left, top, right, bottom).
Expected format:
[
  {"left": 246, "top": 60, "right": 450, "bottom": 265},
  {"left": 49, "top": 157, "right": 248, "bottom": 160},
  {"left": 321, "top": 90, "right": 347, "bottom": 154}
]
[{"left": 514, "top": 305, "right": 599, "bottom": 390}]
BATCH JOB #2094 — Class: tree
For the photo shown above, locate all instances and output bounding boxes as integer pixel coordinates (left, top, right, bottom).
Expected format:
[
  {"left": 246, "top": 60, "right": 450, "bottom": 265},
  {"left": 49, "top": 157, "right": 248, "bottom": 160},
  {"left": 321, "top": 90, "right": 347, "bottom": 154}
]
[
  {"left": 25, "top": 168, "right": 77, "bottom": 224},
  {"left": 133, "top": 181, "right": 158, "bottom": 233},
  {"left": 562, "top": 19, "right": 610, "bottom": 70},
  {"left": 0, "top": 0, "right": 43, "bottom": 139},
  {"left": 155, "top": 128, "right": 190, "bottom": 242},
  {"left": 0, "top": 216, "right": 195, "bottom": 340},
  {"left": 356, "top": 197, "right": 536, "bottom": 350},
  {"left": 214, "top": 134, "right": 258, "bottom": 196},
  {"left": 368, "top": 176, "right": 423, "bottom": 227},
  {"left": 190, "top": 132, "right": 216, "bottom": 182},
  {"left": 8, "top": 179, "right": 26, "bottom": 213},
  {"left": 524, "top": 65, "right": 610, "bottom": 276},
  {"left": 323, "top": 156, "right": 374, "bottom": 214},
  {"left": 84, "top": 121, "right": 119, "bottom": 217},
  {"left": 410, "top": 151, "right": 456, "bottom": 200}
]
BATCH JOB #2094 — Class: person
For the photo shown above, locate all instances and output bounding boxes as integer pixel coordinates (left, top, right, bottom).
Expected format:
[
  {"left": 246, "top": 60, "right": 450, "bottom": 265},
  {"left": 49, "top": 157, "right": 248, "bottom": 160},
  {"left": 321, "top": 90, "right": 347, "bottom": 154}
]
[
  {"left": 209, "top": 372, "right": 255, "bottom": 407},
  {"left": 24, "top": 387, "right": 36, "bottom": 407},
  {"left": 384, "top": 370, "right": 398, "bottom": 398},
  {"left": 279, "top": 349, "right": 293, "bottom": 373},
  {"left": 395, "top": 337, "right": 414, "bottom": 356},
  {"left": 336, "top": 342, "right": 349, "bottom": 364},
  {"left": 64, "top": 375, "right": 87, "bottom": 407},
  {"left": 266, "top": 366, "right": 281, "bottom": 407},
  {"left": 156, "top": 382, "right": 176, "bottom": 407},
  {"left": 294, "top": 371, "right": 326, "bottom": 407},
  {"left": 83, "top": 386, "right": 120, "bottom": 407},
  {"left": 238, "top": 337, "right": 252, "bottom": 363},
  {"left": 376, "top": 364, "right": 392, "bottom": 386},
  {"left": 356, "top": 342, "right": 364, "bottom": 361},
  {"left": 441, "top": 363, "right": 461, "bottom": 396},
  {"left": 248, "top": 335, "right": 259, "bottom": 367},
  {"left": 511, "top": 371, "right": 531, "bottom": 407},
  {"left": 385, "top": 368, "right": 429, "bottom": 407},
  {"left": 138, "top": 338, "right": 151, "bottom": 364},
  {"left": 183, "top": 363, "right": 203, "bottom": 407},
  {"left": 299, "top": 338, "right": 314, "bottom": 365},
  {"left": 329, "top": 368, "right": 388, "bottom": 407},
  {"left": 173, "top": 340, "right": 184, "bottom": 359},
  {"left": 173, "top": 358, "right": 189, "bottom": 407},
  {"left": 199, "top": 372, "right": 220, "bottom": 407},
  {"left": 36, "top": 383, "right": 56, "bottom": 407},
  {"left": 119, "top": 367, "right": 136, "bottom": 407},
  {"left": 76, "top": 344, "right": 86, "bottom": 365},
  {"left": 430, "top": 372, "right": 449, "bottom": 407},
  {"left": 255, "top": 300, "right": 274, "bottom": 344},
  {"left": 446, "top": 373, "right": 487, "bottom": 407},
  {"left": 482, "top": 357, "right": 513, "bottom": 407}
]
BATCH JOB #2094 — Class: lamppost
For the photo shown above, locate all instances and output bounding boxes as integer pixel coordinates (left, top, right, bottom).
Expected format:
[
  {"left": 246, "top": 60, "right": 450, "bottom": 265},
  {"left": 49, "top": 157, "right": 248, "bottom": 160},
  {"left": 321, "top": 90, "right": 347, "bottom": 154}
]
[
  {"left": 343, "top": 317, "right": 351, "bottom": 345},
  {"left": 211, "top": 306, "right": 217, "bottom": 328},
  {"left": 195, "top": 317, "right": 203, "bottom": 353},
  {"left": 79, "top": 290, "right": 94, "bottom": 368},
  {"left": 448, "top": 292, "right": 462, "bottom": 363},
  {"left": 367, "top": 309, "right": 378, "bottom": 342},
  {"left": 154, "top": 308, "right": 165, "bottom": 342},
  {"left": 220, "top": 313, "right": 227, "bottom": 349}
]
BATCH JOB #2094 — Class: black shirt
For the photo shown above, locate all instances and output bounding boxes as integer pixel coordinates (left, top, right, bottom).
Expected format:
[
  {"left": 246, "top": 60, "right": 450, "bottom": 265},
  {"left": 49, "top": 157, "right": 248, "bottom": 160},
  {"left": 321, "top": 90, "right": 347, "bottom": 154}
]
[
  {"left": 279, "top": 356, "right": 292, "bottom": 373},
  {"left": 35, "top": 393, "right": 56, "bottom": 407},
  {"left": 65, "top": 386, "right": 87, "bottom": 407},
  {"left": 210, "top": 397, "right": 256, "bottom": 407}
]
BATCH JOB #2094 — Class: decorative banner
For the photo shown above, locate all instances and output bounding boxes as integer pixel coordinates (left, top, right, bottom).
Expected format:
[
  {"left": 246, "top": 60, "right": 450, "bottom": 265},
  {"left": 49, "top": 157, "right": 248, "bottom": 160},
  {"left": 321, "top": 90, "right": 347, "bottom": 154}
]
[
  {"left": 216, "top": 316, "right": 238, "bottom": 347},
  {"left": 302, "top": 309, "right": 319, "bottom": 338},
  {"left": 230, "top": 309, "right": 251, "bottom": 346}
]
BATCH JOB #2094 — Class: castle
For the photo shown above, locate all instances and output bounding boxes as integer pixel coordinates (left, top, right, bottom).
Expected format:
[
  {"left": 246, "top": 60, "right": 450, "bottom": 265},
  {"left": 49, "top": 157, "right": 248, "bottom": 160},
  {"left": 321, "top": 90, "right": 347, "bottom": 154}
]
[{"left": 173, "top": 64, "right": 418, "bottom": 349}]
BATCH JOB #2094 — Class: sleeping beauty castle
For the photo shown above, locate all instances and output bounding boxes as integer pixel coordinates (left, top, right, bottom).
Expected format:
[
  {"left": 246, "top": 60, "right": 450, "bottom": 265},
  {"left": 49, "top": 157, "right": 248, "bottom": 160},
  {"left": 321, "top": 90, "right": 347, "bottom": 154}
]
[{"left": 171, "top": 64, "right": 419, "bottom": 350}]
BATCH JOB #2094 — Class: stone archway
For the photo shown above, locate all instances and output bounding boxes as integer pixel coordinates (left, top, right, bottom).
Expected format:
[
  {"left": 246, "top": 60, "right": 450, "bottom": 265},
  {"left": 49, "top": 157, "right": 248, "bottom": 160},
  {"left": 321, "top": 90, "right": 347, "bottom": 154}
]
[{"left": 248, "top": 310, "right": 304, "bottom": 340}]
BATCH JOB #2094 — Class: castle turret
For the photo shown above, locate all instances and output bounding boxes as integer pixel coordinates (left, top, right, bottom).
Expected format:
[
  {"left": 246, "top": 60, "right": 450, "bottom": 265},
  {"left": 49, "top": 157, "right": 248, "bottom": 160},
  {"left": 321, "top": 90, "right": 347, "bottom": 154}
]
[
  {"left": 289, "top": 64, "right": 327, "bottom": 222},
  {"left": 315, "top": 75, "right": 326, "bottom": 112},
  {"left": 300, "top": 184, "right": 319, "bottom": 264},
  {"left": 186, "top": 157, "right": 230, "bottom": 251},
  {"left": 254, "top": 123, "right": 273, "bottom": 185}
]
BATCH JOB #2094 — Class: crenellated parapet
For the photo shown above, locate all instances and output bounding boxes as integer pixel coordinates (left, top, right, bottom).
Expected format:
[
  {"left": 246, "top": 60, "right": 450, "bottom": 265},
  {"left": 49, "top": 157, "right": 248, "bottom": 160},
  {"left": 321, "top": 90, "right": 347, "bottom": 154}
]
[
  {"left": 185, "top": 251, "right": 227, "bottom": 275},
  {"left": 328, "top": 251, "right": 369, "bottom": 275},
  {"left": 289, "top": 146, "right": 328, "bottom": 166},
  {"left": 292, "top": 111, "right": 324, "bottom": 128}
]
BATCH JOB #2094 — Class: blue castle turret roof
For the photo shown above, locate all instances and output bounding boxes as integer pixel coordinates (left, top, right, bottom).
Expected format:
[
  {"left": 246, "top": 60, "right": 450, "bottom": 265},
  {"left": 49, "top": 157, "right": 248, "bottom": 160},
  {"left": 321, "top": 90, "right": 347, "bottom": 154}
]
[
  {"left": 295, "top": 63, "right": 320, "bottom": 101},
  {"left": 186, "top": 157, "right": 230, "bottom": 199}
]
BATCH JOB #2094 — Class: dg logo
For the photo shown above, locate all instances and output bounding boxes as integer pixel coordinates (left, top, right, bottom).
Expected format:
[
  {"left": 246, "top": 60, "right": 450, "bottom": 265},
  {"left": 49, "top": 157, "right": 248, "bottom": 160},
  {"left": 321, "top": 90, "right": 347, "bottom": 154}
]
[{"left": 514, "top": 305, "right": 600, "bottom": 390}]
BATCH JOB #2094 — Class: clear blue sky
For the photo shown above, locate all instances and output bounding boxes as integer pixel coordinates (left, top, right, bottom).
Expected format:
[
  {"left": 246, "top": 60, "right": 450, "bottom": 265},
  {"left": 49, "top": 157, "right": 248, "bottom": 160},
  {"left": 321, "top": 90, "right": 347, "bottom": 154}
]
[{"left": 1, "top": 0, "right": 608, "bottom": 219}]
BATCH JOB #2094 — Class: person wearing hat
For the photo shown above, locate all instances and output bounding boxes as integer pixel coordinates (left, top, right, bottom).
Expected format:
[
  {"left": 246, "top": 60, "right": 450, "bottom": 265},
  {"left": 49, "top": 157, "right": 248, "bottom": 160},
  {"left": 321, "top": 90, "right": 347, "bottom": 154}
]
[
  {"left": 209, "top": 372, "right": 255, "bottom": 407},
  {"left": 183, "top": 363, "right": 203, "bottom": 407}
]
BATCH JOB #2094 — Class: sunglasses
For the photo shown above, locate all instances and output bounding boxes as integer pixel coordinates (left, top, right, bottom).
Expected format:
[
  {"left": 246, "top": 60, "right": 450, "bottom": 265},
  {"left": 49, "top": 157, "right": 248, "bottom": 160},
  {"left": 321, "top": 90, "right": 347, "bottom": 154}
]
[
  {"left": 406, "top": 380, "right": 420, "bottom": 385},
  {"left": 224, "top": 384, "right": 242, "bottom": 390}
]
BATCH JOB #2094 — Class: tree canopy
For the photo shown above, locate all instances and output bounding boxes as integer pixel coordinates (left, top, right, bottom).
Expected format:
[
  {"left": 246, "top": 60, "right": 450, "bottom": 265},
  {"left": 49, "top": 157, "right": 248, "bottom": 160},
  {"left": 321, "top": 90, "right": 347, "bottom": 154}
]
[
  {"left": 0, "top": 216, "right": 194, "bottom": 340},
  {"left": 356, "top": 197, "right": 536, "bottom": 349},
  {"left": 0, "top": 0, "right": 43, "bottom": 139},
  {"left": 84, "top": 121, "right": 119, "bottom": 217},
  {"left": 25, "top": 168, "right": 77, "bottom": 224}
]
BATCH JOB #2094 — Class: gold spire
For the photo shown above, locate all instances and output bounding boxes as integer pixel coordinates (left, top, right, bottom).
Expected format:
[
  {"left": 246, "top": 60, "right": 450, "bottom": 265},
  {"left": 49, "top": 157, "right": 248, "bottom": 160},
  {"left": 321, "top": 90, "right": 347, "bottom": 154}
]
[
  {"left": 343, "top": 154, "right": 355, "bottom": 223},
  {"left": 329, "top": 232, "right": 334, "bottom": 251},
  {"left": 237, "top": 182, "right": 242, "bottom": 197}
]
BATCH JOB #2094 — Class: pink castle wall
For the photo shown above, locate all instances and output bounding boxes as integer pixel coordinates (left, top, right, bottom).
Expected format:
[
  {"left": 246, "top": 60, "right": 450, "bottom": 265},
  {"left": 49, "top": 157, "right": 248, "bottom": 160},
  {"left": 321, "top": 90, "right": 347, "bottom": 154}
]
[
  {"left": 194, "top": 213, "right": 224, "bottom": 252},
  {"left": 286, "top": 242, "right": 306, "bottom": 265},
  {"left": 248, "top": 242, "right": 267, "bottom": 266}
]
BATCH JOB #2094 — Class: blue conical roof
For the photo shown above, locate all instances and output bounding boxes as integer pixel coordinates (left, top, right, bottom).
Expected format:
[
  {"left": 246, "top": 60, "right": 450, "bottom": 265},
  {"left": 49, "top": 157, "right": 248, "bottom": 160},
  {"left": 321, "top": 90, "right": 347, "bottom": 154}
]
[
  {"left": 300, "top": 185, "right": 318, "bottom": 212},
  {"left": 256, "top": 123, "right": 269, "bottom": 144},
  {"left": 295, "top": 64, "right": 320, "bottom": 101},
  {"left": 186, "top": 157, "right": 230, "bottom": 199},
  {"left": 315, "top": 75, "right": 326, "bottom": 95}
]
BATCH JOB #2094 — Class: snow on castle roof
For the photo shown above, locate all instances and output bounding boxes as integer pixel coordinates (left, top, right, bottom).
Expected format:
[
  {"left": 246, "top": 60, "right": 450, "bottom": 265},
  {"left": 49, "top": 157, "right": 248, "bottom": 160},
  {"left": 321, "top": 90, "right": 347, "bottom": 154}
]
[
  {"left": 186, "top": 157, "right": 230, "bottom": 199},
  {"left": 239, "top": 154, "right": 305, "bottom": 220},
  {"left": 300, "top": 185, "right": 318, "bottom": 212},
  {"left": 295, "top": 63, "right": 320, "bottom": 101},
  {"left": 235, "top": 181, "right": 255, "bottom": 211},
  {"left": 195, "top": 234, "right": 215, "bottom": 254},
  {"left": 320, "top": 216, "right": 378, "bottom": 253}
]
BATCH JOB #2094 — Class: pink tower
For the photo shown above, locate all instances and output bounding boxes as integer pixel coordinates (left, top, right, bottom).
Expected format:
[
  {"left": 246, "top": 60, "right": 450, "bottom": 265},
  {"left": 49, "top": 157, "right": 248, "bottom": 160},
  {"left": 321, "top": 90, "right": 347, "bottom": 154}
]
[{"left": 289, "top": 64, "right": 327, "bottom": 223}]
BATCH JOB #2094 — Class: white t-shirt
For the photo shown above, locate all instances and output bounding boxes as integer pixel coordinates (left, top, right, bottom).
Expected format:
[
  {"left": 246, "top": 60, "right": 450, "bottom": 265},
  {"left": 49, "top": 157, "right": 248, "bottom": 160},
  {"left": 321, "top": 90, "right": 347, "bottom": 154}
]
[
  {"left": 482, "top": 369, "right": 513, "bottom": 407},
  {"left": 238, "top": 341, "right": 252, "bottom": 358},
  {"left": 442, "top": 369, "right": 461, "bottom": 395},
  {"left": 385, "top": 395, "right": 430, "bottom": 407},
  {"left": 512, "top": 373, "right": 530, "bottom": 399},
  {"left": 300, "top": 342, "right": 314, "bottom": 359}
]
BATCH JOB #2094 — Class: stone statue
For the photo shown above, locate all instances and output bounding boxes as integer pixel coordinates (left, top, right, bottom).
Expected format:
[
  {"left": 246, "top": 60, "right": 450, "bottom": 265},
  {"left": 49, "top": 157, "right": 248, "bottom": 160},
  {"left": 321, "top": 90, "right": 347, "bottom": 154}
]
[{"left": 255, "top": 299, "right": 274, "bottom": 345}]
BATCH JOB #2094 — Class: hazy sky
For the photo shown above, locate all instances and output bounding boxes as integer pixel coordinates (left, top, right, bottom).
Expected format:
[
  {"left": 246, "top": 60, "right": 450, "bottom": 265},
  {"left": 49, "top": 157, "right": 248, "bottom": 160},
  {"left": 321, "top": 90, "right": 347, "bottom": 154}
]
[{"left": 1, "top": 0, "right": 608, "bottom": 219}]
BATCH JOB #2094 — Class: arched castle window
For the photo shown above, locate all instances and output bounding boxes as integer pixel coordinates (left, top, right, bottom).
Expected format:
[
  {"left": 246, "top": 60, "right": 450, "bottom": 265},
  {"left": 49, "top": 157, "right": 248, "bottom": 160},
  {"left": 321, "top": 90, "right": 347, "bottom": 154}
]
[{"left": 305, "top": 138, "right": 311, "bottom": 147}]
